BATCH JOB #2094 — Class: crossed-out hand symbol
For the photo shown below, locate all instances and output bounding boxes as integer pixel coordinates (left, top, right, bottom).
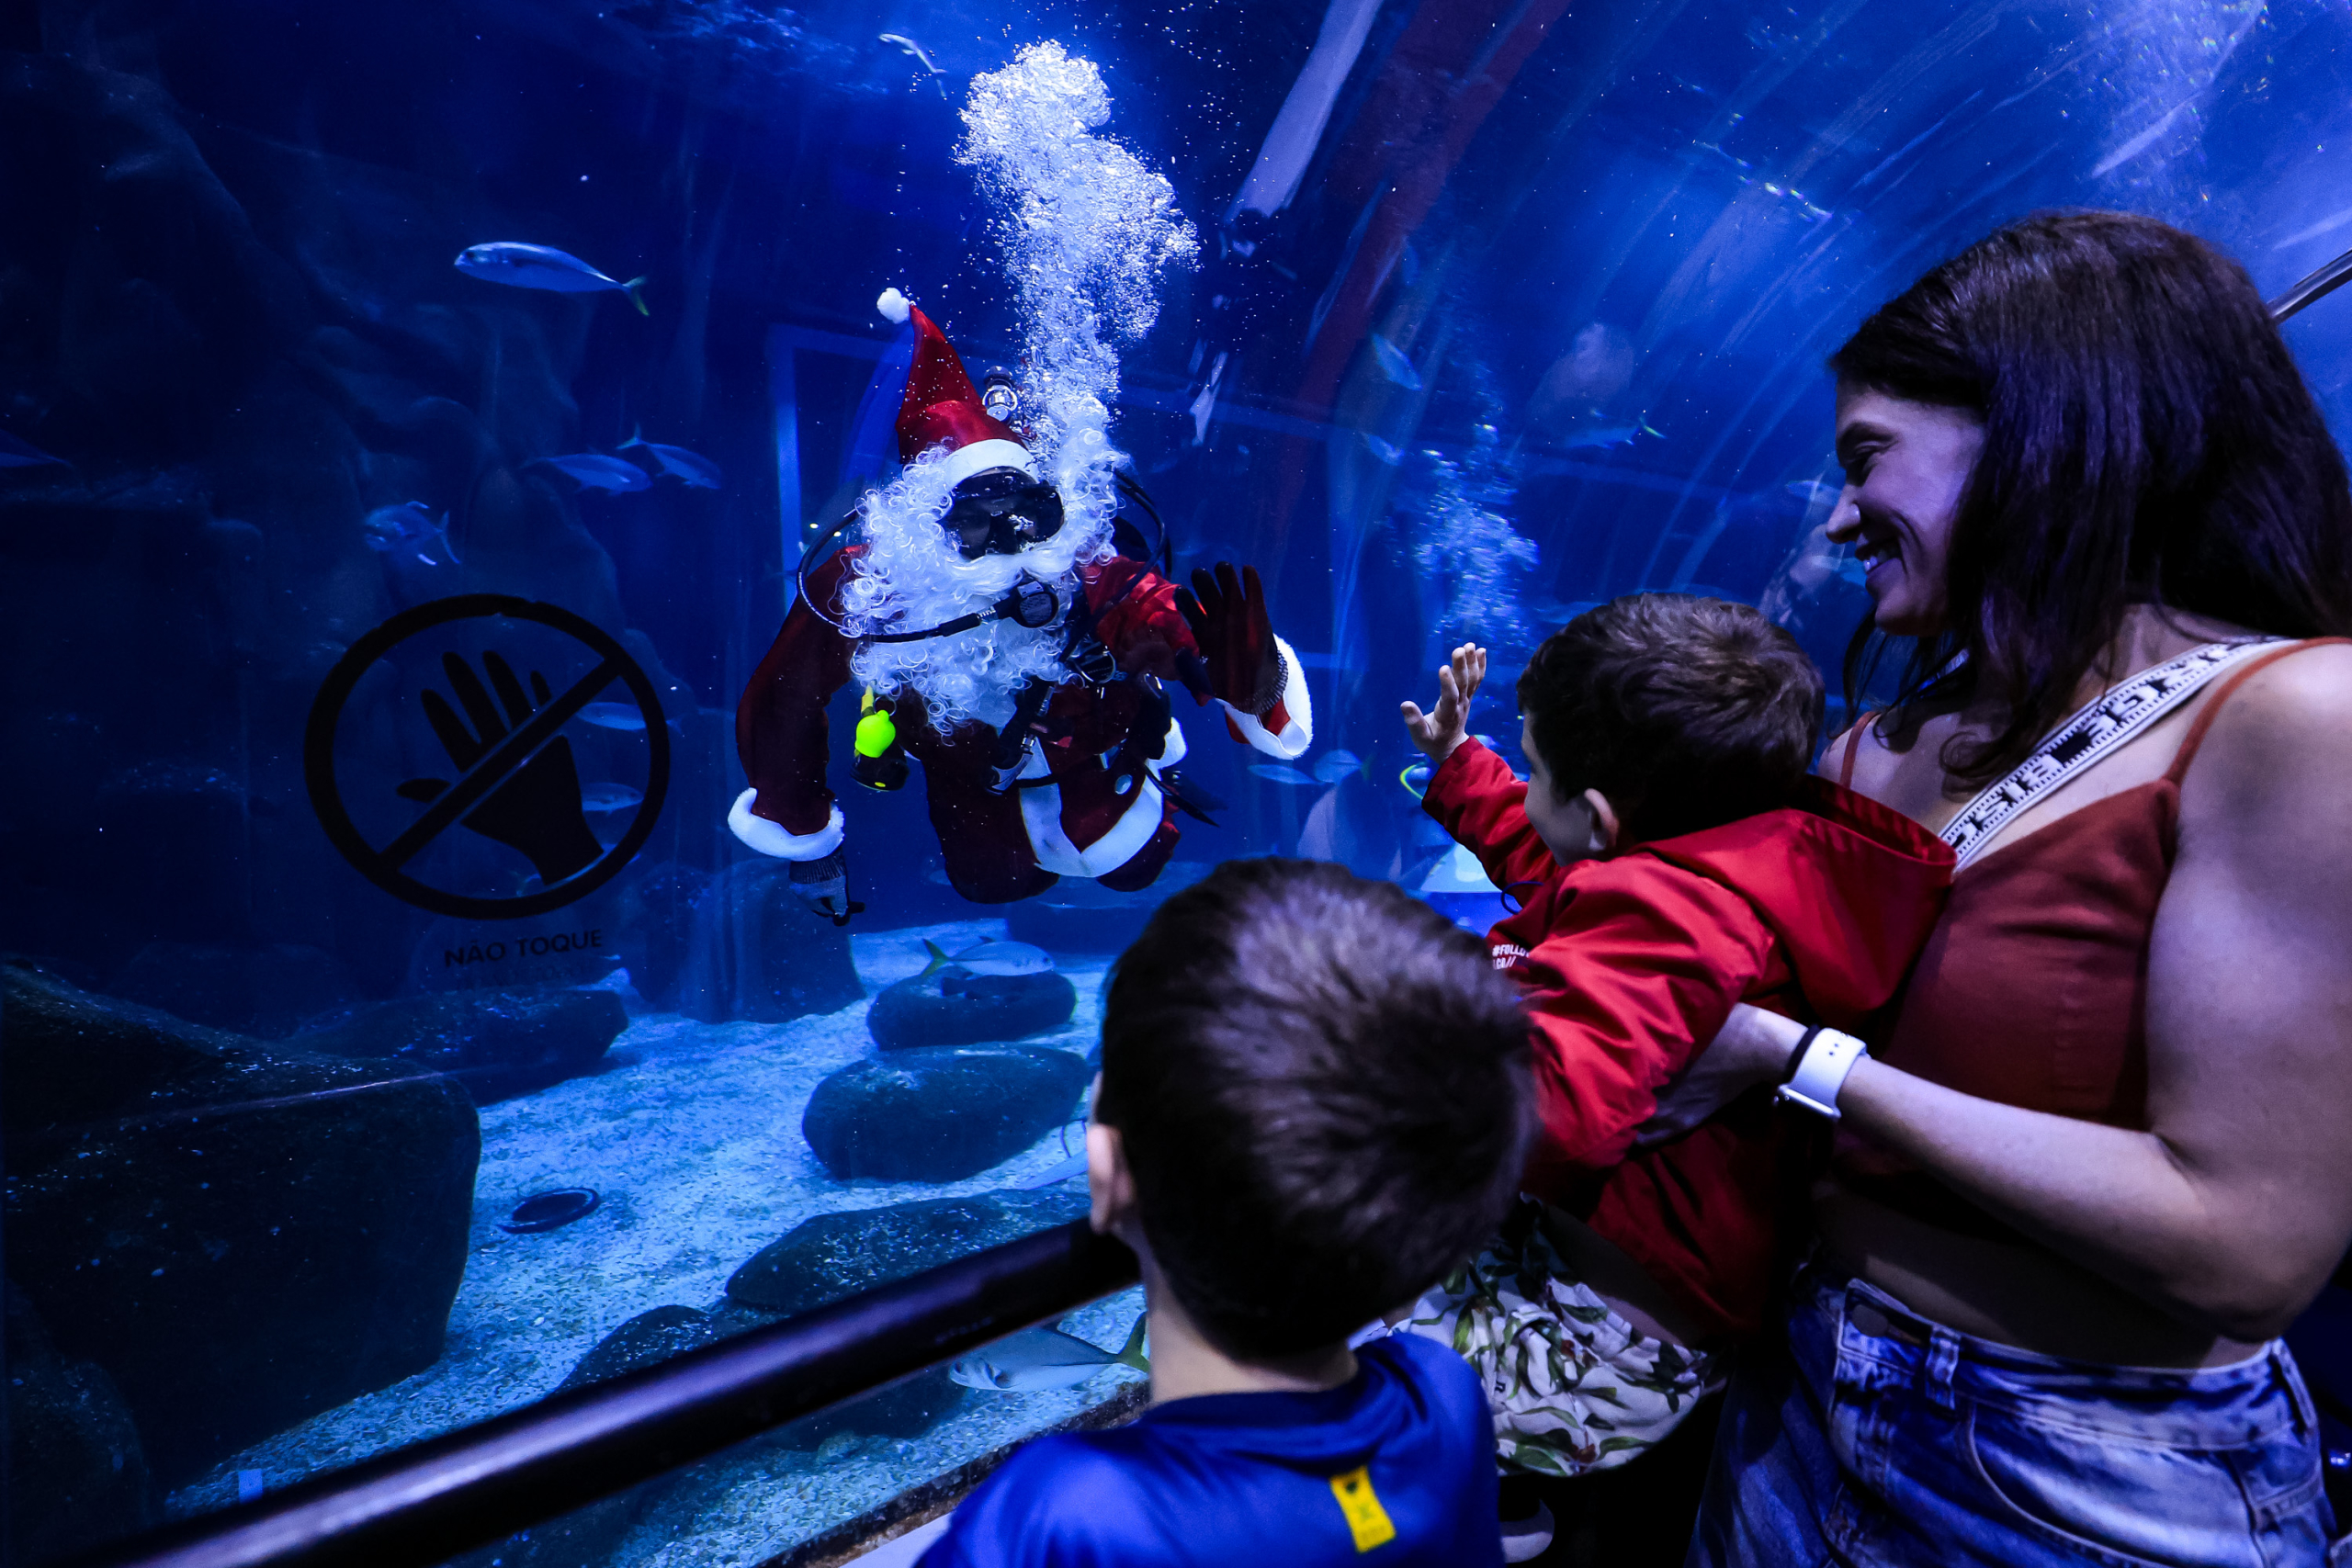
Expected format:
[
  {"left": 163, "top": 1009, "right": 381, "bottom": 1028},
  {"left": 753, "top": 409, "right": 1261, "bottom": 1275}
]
[{"left": 398, "top": 650, "right": 605, "bottom": 886}]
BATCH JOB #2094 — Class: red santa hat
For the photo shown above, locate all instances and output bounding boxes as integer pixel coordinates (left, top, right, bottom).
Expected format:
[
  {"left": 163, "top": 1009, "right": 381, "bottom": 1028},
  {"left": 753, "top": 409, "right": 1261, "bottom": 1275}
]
[{"left": 876, "top": 288, "right": 1038, "bottom": 490}]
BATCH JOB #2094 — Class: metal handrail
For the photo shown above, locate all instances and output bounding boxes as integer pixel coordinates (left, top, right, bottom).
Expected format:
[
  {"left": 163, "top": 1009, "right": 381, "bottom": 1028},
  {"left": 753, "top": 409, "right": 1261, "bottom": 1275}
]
[
  {"left": 69, "top": 1221, "right": 1140, "bottom": 1568},
  {"left": 2271, "top": 243, "right": 2352, "bottom": 321}
]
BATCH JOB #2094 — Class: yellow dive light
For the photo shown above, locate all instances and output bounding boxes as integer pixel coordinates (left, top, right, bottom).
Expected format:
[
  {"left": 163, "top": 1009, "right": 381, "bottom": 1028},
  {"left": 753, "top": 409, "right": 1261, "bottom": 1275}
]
[{"left": 854, "top": 691, "right": 898, "bottom": 759}]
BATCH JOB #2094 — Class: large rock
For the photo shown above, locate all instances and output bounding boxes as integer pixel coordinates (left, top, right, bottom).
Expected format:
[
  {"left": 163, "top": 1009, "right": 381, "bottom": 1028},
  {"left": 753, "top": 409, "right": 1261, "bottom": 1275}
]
[
  {"left": 554, "top": 1302, "right": 966, "bottom": 1451},
  {"left": 1, "top": 959, "right": 479, "bottom": 1481},
  {"left": 4, "top": 1283, "right": 154, "bottom": 1564},
  {"left": 725, "top": 1190, "right": 1090, "bottom": 1315},
  {"left": 546, "top": 1188, "right": 1092, "bottom": 1479},
  {"left": 294, "top": 987, "right": 627, "bottom": 1104},
  {"left": 866, "top": 965, "right": 1078, "bottom": 1051},
  {"left": 112, "top": 941, "right": 358, "bottom": 1037},
  {"left": 674, "top": 859, "right": 864, "bottom": 1024},
  {"left": 801, "top": 1047, "right": 1091, "bottom": 1183},
  {"left": 555, "top": 1304, "right": 729, "bottom": 1395}
]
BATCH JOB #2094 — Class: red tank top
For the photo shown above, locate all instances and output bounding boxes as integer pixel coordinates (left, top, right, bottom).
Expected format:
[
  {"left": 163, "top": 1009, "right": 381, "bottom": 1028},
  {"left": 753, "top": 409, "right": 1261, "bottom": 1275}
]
[{"left": 1834, "top": 641, "right": 2340, "bottom": 1235}]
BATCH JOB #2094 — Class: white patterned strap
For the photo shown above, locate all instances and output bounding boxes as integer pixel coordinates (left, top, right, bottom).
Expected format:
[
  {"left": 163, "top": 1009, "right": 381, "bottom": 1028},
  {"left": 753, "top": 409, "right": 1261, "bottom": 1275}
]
[{"left": 1940, "top": 639, "right": 2286, "bottom": 870}]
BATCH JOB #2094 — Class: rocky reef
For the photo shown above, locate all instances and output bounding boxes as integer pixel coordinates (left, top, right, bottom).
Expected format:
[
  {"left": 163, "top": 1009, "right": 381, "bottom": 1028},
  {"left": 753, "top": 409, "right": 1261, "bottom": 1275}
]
[
  {"left": 0, "top": 959, "right": 479, "bottom": 1513},
  {"left": 802, "top": 1046, "right": 1091, "bottom": 1184}
]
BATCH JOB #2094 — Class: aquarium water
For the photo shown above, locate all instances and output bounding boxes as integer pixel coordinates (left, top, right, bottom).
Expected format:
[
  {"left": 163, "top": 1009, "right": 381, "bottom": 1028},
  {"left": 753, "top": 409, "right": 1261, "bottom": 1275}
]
[{"left": 10, "top": 0, "right": 2352, "bottom": 1562}]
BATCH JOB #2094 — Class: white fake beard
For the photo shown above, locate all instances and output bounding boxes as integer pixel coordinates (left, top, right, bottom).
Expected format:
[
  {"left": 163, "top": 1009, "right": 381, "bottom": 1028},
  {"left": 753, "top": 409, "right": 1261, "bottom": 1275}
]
[{"left": 841, "top": 446, "right": 1114, "bottom": 733}]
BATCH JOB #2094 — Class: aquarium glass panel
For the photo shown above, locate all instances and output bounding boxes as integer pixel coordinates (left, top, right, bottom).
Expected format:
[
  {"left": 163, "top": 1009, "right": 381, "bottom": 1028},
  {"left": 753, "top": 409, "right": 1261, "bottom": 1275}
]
[{"left": 9, "top": 0, "right": 2352, "bottom": 1561}]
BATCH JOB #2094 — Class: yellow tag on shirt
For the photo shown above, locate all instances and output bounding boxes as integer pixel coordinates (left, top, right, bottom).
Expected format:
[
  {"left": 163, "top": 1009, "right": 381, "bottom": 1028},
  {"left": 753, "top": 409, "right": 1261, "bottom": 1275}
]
[{"left": 1328, "top": 1465, "right": 1396, "bottom": 1552}]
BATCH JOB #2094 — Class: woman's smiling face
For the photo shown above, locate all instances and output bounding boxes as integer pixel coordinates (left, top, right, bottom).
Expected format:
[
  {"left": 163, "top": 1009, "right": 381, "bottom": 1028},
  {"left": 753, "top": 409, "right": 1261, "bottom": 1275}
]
[{"left": 1827, "top": 385, "right": 1985, "bottom": 637}]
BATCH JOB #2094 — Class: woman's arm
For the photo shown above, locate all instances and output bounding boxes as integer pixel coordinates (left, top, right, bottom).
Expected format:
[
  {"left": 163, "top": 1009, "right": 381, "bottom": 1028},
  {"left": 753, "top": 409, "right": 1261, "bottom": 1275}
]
[{"left": 1779, "top": 652, "right": 2352, "bottom": 1342}]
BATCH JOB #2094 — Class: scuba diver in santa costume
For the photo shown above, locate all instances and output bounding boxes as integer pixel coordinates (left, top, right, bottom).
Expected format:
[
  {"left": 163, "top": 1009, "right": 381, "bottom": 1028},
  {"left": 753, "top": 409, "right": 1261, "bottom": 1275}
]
[{"left": 729, "top": 290, "right": 1313, "bottom": 917}]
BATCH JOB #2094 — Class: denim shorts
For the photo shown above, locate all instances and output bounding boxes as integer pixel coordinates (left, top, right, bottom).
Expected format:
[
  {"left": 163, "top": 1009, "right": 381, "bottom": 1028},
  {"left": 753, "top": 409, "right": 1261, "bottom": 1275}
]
[{"left": 1685, "top": 1264, "right": 2337, "bottom": 1568}]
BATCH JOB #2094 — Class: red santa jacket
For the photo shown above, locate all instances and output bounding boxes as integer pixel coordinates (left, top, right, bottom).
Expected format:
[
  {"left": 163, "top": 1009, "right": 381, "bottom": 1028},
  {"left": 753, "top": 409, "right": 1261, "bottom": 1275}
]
[
  {"left": 734, "top": 546, "right": 1311, "bottom": 898},
  {"left": 1423, "top": 739, "right": 1952, "bottom": 1341}
]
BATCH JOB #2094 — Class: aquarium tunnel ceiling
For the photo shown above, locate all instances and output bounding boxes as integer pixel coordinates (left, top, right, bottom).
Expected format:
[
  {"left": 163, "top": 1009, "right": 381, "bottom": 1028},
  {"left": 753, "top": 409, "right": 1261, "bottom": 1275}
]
[{"left": 25, "top": 0, "right": 2352, "bottom": 687}]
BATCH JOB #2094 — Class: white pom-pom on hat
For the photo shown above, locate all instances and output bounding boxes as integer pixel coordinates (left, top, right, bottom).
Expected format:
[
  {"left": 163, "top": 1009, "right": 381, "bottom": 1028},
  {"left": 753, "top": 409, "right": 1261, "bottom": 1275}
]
[{"left": 876, "top": 288, "right": 911, "bottom": 324}]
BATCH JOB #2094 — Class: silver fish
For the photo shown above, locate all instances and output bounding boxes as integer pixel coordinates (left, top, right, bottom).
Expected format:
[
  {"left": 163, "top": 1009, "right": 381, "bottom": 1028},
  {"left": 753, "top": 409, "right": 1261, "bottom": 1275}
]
[
  {"left": 618, "top": 430, "right": 722, "bottom": 490},
  {"left": 580, "top": 784, "right": 643, "bottom": 813},
  {"left": 1016, "top": 1151, "right": 1089, "bottom": 1190},
  {"left": 361, "top": 502, "right": 460, "bottom": 566},
  {"left": 1369, "top": 334, "right": 1423, "bottom": 391},
  {"left": 540, "top": 454, "right": 651, "bottom": 493},
  {"left": 878, "top": 32, "right": 943, "bottom": 73},
  {"left": 456, "top": 243, "right": 647, "bottom": 315},
  {"left": 1786, "top": 479, "right": 1843, "bottom": 507},
  {"left": 1313, "top": 750, "right": 1363, "bottom": 784},
  {"left": 918, "top": 938, "right": 1055, "bottom": 978},
  {"left": 950, "top": 1315, "right": 1148, "bottom": 1393},
  {"left": 579, "top": 701, "right": 680, "bottom": 732},
  {"left": 1557, "top": 418, "right": 1664, "bottom": 450},
  {"left": 1361, "top": 433, "right": 1404, "bottom": 465},
  {"left": 1250, "top": 763, "right": 1320, "bottom": 786},
  {"left": 579, "top": 702, "right": 649, "bottom": 730}
]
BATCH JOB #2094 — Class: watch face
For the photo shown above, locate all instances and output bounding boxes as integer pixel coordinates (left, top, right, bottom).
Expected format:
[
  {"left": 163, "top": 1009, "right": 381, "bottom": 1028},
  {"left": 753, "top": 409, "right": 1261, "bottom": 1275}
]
[{"left": 944, "top": 468, "right": 1065, "bottom": 558}]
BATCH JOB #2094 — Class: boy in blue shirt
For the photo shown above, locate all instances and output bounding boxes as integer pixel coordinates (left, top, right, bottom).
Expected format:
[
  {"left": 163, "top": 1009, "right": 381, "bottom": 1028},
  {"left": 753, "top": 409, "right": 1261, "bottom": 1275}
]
[{"left": 922, "top": 859, "right": 1537, "bottom": 1566}]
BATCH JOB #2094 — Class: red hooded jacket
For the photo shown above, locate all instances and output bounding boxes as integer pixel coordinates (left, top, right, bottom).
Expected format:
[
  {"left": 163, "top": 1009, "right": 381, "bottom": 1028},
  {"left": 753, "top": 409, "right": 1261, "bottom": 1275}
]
[{"left": 1423, "top": 739, "right": 1952, "bottom": 1341}]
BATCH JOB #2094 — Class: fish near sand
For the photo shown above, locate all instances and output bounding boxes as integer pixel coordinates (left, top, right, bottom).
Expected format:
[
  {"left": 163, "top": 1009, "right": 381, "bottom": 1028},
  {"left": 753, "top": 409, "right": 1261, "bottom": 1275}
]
[
  {"left": 456, "top": 243, "right": 649, "bottom": 315},
  {"left": 361, "top": 502, "right": 460, "bottom": 565},
  {"left": 1016, "top": 1151, "right": 1089, "bottom": 1190},
  {"left": 618, "top": 430, "right": 723, "bottom": 490},
  {"left": 539, "top": 454, "right": 651, "bottom": 494},
  {"left": 951, "top": 1315, "right": 1149, "bottom": 1392},
  {"left": 919, "top": 938, "right": 1055, "bottom": 978},
  {"left": 1369, "top": 334, "right": 1423, "bottom": 391},
  {"left": 1250, "top": 763, "right": 1319, "bottom": 787}
]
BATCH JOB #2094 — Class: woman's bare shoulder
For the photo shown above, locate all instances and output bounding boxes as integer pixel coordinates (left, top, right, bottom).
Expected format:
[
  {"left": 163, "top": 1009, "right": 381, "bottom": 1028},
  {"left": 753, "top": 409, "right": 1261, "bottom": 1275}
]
[
  {"left": 2180, "top": 640, "right": 2352, "bottom": 824},
  {"left": 1817, "top": 714, "right": 1954, "bottom": 823},
  {"left": 2197, "top": 641, "right": 2352, "bottom": 750}
]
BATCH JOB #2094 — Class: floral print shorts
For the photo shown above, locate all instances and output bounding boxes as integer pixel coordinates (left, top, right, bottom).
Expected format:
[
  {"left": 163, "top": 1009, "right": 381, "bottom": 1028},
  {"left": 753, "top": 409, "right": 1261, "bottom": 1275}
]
[{"left": 1405, "top": 1196, "right": 1719, "bottom": 1477}]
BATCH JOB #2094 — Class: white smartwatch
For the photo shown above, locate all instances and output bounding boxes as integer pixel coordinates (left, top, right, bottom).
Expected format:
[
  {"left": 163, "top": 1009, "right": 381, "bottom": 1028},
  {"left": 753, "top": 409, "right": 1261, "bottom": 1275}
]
[{"left": 1775, "top": 1026, "right": 1870, "bottom": 1121}]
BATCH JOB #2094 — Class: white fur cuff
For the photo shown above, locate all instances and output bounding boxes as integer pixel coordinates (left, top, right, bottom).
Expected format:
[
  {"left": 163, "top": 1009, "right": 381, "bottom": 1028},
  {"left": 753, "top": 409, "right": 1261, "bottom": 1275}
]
[
  {"left": 1222, "top": 637, "right": 1314, "bottom": 759},
  {"left": 933, "top": 438, "right": 1037, "bottom": 489},
  {"left": 729, "top": 789, "right": 845, "bottom": 862}
]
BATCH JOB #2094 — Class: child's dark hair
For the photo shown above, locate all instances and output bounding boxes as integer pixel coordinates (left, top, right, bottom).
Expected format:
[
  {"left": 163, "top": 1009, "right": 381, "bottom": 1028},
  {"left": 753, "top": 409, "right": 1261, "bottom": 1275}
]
[
  {"left": 1094, "top": 859, "right": 1533, "bottom": 1359},
  {"left": 1517, "top": 594, "right": 1823, "bottom": 843}
]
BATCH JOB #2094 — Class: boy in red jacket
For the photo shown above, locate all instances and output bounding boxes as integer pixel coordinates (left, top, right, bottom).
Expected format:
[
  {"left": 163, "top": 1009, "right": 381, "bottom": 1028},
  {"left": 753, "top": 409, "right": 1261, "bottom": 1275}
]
[{"left": 1395, "top": 595, "right": 1951, "bottom": 1486}]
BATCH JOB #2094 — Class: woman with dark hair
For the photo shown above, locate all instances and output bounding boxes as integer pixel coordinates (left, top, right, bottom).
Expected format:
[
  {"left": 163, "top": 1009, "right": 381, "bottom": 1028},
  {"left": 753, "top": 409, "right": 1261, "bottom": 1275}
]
[{"left": 1665, "top": 211, "right": 2352, "bottom": 1566}]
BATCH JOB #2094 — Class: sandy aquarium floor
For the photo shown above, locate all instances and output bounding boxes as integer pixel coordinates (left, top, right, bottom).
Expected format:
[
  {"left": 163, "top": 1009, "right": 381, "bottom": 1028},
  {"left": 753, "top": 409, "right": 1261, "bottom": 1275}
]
[{"left": 164, "top": 918, "right": 1146, "bottom": 1562}]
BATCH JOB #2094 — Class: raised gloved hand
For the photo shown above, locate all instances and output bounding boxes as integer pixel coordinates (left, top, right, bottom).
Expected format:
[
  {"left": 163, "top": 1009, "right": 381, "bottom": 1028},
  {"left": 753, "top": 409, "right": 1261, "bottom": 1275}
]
[
  {"left": 1175, "top": 561, "right": 1280, "bottom": 715},
  {"left": 787, "top": 847, "right": 863, "bottom": 925}
]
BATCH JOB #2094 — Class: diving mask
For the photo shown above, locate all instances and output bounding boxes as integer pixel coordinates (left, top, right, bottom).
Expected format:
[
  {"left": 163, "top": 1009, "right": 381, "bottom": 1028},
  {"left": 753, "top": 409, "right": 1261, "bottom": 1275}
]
[{"left": 944, "top": 467, "right": 1065, "bottom": 560}]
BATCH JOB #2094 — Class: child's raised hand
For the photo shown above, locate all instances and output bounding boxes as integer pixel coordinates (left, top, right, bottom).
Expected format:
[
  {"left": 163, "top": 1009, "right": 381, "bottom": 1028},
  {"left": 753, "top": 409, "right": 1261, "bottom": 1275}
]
[{"left": 1399, "top": 644, "right": 1487, "bottom": 761}]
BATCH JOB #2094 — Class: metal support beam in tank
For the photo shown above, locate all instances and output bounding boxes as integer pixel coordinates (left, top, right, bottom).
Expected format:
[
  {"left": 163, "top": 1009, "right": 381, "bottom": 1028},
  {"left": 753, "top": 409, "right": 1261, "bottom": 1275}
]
[{"left": 2270, "top": 243, "right": 2352, "bottom": 321}]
